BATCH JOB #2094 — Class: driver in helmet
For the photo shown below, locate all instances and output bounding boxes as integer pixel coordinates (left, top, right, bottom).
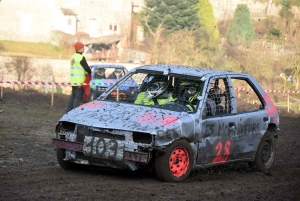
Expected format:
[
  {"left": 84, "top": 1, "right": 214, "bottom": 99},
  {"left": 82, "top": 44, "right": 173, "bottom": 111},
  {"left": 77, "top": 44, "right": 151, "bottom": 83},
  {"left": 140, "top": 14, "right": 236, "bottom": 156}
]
[
  {"left": 94, "top": 68, "right": 106, "bottom": 79},
  {"left": 134, "top": 76, "right": 175, "bottom": 105},
  {"left": 108, "top": 69, "right": 123, "bottom": 79}
]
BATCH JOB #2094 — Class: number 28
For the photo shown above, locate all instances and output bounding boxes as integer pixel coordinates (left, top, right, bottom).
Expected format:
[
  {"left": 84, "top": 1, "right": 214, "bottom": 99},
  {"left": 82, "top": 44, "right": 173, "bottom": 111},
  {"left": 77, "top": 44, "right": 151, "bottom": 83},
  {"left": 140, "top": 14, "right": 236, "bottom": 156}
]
[{"left": 212, "top": 140, "right": 231, "bottom": 164}]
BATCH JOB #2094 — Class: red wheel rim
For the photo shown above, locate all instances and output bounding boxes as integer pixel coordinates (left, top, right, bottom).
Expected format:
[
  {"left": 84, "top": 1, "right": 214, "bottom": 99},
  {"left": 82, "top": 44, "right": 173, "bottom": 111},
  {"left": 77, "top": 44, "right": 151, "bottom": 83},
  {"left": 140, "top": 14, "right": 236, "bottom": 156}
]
[{"left": 169, "top": 147, "right": 190, "bottom": 177}]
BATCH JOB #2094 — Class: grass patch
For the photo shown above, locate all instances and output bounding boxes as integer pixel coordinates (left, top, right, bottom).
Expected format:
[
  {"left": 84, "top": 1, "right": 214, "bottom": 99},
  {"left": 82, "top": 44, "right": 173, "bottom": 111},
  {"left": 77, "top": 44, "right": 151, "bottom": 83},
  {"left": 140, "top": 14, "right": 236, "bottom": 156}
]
[{"left": 0, "top": 40, "right": 72, "bottom": 59}]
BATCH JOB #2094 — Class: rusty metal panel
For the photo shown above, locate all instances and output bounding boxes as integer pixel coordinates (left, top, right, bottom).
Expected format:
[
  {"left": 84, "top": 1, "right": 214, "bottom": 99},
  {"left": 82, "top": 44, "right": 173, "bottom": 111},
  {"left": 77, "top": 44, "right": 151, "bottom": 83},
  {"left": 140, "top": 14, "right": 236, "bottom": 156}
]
[
  {"left": 51, "top": 138, "right": 83, "bottom": 152},
  {"left": 123, "top": 151, "right": 149, "bottom": 163}
]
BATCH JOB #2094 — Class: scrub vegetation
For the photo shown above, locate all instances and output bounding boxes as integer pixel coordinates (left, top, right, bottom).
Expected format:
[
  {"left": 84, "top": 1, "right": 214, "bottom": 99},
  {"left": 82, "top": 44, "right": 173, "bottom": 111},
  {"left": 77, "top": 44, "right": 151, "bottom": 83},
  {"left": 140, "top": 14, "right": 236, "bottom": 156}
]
[{"left": 138, "top": 1, "right": 300, "bottom": 92}]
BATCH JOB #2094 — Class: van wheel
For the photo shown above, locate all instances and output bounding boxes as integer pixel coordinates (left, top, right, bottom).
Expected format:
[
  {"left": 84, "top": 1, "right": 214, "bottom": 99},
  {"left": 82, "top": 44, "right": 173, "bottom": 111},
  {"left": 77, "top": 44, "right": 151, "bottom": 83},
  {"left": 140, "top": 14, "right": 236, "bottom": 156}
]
[
  {"left": 57, "top": 148, "right": 75, "bottom": 170},
  {"left": 155, "top": 139, "right": 193, "bottom": 182},
  {"left": 254, "top": 132, "right": 276, "bottom": 173}
]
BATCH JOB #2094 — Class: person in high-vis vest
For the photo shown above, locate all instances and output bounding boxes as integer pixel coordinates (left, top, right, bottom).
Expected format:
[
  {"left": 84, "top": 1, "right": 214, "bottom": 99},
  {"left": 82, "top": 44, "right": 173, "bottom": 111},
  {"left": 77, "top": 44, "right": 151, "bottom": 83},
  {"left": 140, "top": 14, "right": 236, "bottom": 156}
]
[{"left": 66, "top": 41, "right": 91, "bottom": 112}]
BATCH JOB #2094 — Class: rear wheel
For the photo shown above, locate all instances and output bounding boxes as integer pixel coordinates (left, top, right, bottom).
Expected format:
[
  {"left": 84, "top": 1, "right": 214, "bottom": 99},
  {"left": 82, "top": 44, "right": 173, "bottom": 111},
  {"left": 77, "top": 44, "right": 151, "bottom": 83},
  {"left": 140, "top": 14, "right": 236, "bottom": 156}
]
[
  {"left": 57, "top": 148, "right": 75, "bottom": 170},
  {"left": 254, "top": 132, "right": 276, "bottom": 173},
  {"left": 155, "top": 139, "right": 193, "bottom": 182}
]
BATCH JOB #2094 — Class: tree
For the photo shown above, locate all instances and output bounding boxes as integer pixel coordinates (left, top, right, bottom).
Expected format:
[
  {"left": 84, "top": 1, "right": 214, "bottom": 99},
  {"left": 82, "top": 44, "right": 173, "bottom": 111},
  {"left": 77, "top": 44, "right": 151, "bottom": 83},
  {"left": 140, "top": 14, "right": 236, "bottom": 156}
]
[
  {"left": 5, "top": 56, "right": 33, "bottom": 90},
  {"left": 227, "top": 4, "right": 255, "bottom": 46},
  {"left": 140, "top": 0, "right": 199, "bottom": 35},
  {"left": 195, "top": 0, "right": 220, "bottom": 49},
  {"left": 292, "top": 65, "right": 300, "bottom": 89},
  {"left": 160, "top": 30, "right": 203, "bottom": 65},
  {"left": 142, "top": 16, "right": 165, "bottom": 64},
  {"left": 279, "top": 0, "right": 294, "bottom": 19},
  {"left": 5, "top": 56, "right": 31, "bottom": 81}
]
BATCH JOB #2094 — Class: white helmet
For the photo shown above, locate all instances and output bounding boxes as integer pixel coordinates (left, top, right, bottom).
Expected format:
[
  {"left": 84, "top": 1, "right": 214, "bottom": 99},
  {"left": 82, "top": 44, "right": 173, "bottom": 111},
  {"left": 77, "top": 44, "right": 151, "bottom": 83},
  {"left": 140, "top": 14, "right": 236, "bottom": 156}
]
[
  {"left": 146, "top": 82, "right": 169, "bottom": 99},
  {"left": 114, "top": 69, "right": 122, "bottom": 76}
]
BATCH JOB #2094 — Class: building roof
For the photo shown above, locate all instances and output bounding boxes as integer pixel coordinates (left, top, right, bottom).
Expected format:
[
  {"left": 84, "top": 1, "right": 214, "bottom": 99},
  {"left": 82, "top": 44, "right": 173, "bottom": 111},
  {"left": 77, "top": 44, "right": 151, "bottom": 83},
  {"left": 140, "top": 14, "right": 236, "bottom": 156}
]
[
  {"left": 61, "top": 8, "right": 77, "bottom": 16},
  {"left": 81, "top": 35, "right": 123, "bottom": 45}
]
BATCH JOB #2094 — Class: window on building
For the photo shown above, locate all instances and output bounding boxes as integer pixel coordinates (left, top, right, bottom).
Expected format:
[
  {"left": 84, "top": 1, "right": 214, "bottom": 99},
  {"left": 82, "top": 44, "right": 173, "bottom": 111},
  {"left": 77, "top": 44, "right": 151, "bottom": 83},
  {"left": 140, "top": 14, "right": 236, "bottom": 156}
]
[
  {"left": 109, "top": 21, "right": 119, "bottom": 32},
  {"left": 68, "top": 17, "right": 72, "bottom": 26}
]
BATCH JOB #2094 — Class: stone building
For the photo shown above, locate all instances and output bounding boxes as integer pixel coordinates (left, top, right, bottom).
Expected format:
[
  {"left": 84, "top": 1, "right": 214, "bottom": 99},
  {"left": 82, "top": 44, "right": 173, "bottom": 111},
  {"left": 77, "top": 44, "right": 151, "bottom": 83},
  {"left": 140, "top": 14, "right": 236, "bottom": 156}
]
[
  {"left": 0, "top": 0, "right": 145, "bottom": 62},
  {"left": 0, "top": 0, "right": 292, "bottom": 62}
]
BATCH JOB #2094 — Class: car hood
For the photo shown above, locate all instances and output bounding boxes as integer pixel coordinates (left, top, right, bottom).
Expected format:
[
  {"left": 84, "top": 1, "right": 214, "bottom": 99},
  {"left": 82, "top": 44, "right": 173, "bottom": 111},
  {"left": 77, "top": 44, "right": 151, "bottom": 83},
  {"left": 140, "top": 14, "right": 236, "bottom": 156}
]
[{"left": 60, "top": 101, "right": 190, "bottom": 133}]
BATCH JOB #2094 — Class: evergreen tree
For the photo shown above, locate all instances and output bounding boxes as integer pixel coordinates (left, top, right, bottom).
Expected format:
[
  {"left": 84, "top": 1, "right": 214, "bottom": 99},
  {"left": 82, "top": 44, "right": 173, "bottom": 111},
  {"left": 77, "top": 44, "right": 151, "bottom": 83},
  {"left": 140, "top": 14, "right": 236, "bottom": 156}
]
[
  {"left": 196, "top": 0, "right": 220, "bottom": 49},
  {"left": 140, "top": 0, "right": 199, "bottom": 35},
  {"left": 227, "top": 4, "right": 255, "bottom": 46}
]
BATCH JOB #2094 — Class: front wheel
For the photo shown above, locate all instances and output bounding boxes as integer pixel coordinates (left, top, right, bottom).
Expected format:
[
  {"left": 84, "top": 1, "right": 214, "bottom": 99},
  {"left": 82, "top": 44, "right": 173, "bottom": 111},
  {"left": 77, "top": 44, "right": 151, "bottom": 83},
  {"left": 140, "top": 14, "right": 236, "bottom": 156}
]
[
  {"left": 254, "top": 132, "right": 276, "bottom": 173},
  {"left": 155, "top": 139, "right": 193, "bottom": 182},
  {"left": 89, "top": 91, "right": 96, "bottom": 101},
  {"left": 57, "top": 148, "right": 75, "bottom": 170}
]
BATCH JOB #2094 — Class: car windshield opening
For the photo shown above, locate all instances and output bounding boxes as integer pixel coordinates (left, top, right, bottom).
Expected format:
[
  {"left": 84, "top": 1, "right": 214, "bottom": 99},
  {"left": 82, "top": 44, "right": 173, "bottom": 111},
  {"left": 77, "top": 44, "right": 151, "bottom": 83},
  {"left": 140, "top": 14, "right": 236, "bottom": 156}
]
[{"left": 101, "top": 71, "right": 204, "bottom": 112}]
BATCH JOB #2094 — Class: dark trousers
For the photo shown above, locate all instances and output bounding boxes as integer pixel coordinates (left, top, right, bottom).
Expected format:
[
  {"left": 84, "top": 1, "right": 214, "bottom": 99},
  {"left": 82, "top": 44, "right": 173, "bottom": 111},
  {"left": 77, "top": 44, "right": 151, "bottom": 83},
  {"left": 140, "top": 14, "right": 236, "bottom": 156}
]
[{"left": 66, "top": 86, "right": 84, "bottom": 112}]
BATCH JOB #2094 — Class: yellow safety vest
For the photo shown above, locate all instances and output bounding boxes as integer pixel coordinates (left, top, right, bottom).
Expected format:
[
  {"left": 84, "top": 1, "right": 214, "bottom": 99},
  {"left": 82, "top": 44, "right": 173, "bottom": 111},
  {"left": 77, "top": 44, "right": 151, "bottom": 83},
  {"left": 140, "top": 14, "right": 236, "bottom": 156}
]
[
  {"left": 70, "top": 53, "right": 86, "bottom": 86},
  {"left": 134, "top": 92, "right": 175, "bottom": 105}
]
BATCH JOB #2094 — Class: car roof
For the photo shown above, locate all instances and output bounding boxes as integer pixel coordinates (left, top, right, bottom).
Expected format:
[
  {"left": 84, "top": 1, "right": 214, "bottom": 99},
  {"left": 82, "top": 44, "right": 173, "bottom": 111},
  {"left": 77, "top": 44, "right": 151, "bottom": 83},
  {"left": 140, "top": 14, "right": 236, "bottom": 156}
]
[
  {"left": 135, "top": 64, "right": 246, "bottom": 78},
  {"left": 90, "top": 64, "right": 126, "bottom": 69}
]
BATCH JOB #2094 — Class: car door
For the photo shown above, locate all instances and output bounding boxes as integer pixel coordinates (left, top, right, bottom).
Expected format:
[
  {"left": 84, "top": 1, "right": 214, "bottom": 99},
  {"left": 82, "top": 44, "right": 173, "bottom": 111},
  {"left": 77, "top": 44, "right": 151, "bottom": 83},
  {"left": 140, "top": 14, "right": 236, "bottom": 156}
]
[
  {"left": 197, "top": 76, "right": 238, "bottom": 165},
  {"left": 197, "top": 75, "right": 269, "bottom": 166},
  {"left": 225, "top": 76, "right": 269, "bottom": 161}
]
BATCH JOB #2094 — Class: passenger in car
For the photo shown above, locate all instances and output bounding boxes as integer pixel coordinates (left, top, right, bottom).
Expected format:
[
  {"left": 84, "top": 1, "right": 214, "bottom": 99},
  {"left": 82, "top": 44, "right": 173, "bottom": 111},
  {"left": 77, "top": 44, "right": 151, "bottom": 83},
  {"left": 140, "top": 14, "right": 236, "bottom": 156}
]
[
  {"left": 108, "top": 69, "right": 123, "bottom": 79},
  {"left": 205, "top": 97, "right": 217, "bottom": 116},
  {"left": 179, "top": 81, "right": 200, "bottom": 104},
  {"left": 208, "top": 84, "right": 226, "bottom": 115}
]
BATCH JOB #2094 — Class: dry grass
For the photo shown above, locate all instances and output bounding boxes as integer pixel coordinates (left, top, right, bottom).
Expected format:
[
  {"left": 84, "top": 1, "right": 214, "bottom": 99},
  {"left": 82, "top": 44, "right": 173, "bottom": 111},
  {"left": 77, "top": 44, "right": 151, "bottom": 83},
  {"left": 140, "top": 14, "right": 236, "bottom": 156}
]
[
  {"left": 0, "top": 88, "right": 68, "bottom": 135},
  {"left": 0, "top": 40, "right": 72, "bottom": 59}
]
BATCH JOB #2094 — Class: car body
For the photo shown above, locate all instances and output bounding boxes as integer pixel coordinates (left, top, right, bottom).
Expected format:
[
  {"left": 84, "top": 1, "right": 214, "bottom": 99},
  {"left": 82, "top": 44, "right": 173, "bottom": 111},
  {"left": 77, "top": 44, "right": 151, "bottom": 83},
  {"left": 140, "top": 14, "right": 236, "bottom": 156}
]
[
  {"left": 89, "top": 64, "right": 138, "bottom": 101},
  {"left": 52, "top": 64, "right": 280, "bottom": 182}
]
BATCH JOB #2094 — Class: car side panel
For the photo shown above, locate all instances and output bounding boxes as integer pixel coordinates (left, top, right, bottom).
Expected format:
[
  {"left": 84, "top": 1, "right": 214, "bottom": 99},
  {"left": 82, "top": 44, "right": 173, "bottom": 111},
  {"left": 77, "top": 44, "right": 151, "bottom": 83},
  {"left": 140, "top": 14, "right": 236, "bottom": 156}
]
[{"left": 197, "top": 109, "right": 268, "bottom": 166}]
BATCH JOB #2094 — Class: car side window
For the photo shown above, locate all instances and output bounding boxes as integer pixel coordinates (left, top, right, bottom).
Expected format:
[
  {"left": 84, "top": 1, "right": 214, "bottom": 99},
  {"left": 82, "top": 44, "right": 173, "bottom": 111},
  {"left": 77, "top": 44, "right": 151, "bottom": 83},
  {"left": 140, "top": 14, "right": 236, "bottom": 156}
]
[
  {"left": 202, "top": 78, "right": 231, "bottom": 118},
  {"left": 231, "top": 78, "right": 263, "bottom": 113}
]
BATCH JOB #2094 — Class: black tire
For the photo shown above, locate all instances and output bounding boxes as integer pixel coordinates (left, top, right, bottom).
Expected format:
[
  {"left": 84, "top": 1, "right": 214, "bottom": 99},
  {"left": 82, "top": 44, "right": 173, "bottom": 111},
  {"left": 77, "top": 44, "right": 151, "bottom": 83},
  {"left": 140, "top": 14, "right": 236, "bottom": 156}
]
[
  {"left": 254, "top": 132, "right": 276, "bottom": 173},
  {"left": 155, "top": 139, "right": 193, "bottom": 182},
  {"left": 90, "top": 91, "right": 96, "bottom": 101},
  {"left": 57, "top": 148, "right": 75, "bottom": 170}
]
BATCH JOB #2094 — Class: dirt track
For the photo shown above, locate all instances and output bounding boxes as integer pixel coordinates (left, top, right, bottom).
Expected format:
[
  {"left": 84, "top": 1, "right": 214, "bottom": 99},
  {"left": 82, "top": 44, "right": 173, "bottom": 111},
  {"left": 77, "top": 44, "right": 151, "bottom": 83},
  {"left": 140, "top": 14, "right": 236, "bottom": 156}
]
[{"left": 0, "top": 89, "right": 299, "bottom": 201}]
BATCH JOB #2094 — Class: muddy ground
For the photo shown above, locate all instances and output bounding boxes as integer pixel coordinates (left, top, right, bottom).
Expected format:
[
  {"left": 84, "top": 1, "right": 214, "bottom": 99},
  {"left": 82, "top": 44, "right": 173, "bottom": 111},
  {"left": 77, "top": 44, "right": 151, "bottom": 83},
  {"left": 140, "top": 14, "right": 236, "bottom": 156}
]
[{"left": 0, "top": 88, "right": 299, "bottom": 201}]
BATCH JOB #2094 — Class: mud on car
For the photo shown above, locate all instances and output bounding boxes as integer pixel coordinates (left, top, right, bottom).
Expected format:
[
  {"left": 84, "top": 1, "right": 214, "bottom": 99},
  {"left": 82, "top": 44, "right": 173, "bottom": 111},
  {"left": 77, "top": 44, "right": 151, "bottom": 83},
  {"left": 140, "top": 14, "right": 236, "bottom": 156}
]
[{"left": 52, "top": 64, "right": 279, "bottom": 182}]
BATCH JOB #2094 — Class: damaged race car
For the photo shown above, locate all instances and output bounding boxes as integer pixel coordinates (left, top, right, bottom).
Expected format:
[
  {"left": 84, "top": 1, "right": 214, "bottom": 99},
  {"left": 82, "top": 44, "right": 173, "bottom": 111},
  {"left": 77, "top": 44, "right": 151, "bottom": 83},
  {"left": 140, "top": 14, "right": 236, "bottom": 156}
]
[{"left": 52, "top": 64, "right": 280, "bottom": 182}]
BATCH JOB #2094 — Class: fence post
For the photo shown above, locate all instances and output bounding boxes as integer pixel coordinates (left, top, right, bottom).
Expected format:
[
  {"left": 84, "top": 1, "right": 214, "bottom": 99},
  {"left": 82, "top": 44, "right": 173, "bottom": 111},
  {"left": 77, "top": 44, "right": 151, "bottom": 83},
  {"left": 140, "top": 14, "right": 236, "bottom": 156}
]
[
  {"left": 51, "top": 75, "right": 54, "bottom": 107},
  {"left": 287, "top": 93, "right": 290, "bottom": 113},
  {"left": 1, "top": 71, "right": 3, "bottom": 100}
]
